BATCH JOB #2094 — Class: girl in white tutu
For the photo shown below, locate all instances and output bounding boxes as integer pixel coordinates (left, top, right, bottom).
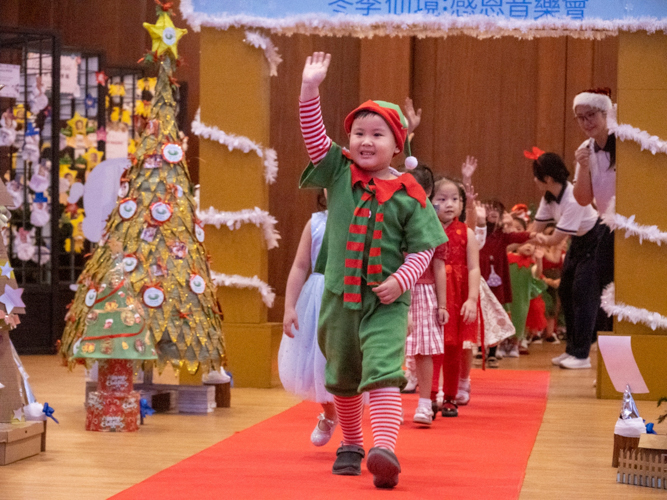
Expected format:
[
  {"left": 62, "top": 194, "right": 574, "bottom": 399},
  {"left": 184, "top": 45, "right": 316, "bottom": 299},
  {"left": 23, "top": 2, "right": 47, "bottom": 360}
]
[{"left": 279, "top": 196, "right": 336, "bottom": 446}]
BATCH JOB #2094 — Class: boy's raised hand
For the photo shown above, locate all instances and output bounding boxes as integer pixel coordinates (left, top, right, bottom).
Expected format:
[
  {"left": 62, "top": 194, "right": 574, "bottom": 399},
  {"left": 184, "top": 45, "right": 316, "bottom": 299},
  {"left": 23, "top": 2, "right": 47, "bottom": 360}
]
[{"left": 301, "top": 52, "right": 331, "bottom": 100}]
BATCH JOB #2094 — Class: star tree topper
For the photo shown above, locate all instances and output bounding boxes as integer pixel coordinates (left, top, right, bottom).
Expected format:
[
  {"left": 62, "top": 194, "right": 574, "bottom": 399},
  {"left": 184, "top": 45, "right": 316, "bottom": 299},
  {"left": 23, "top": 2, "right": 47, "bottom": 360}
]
[{"left": 143, "top": 12, "right": 187, "bottom": 60}]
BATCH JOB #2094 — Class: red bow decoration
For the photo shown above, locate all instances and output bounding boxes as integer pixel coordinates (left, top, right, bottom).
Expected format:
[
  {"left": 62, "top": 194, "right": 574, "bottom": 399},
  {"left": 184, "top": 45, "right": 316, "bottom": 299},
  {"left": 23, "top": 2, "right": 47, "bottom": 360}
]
[
  {"left": 523, "top": 147, "right": 545, "bottom": 161},
  {"left": 155, "top": 0, "right": 173, "bottom": 11}
]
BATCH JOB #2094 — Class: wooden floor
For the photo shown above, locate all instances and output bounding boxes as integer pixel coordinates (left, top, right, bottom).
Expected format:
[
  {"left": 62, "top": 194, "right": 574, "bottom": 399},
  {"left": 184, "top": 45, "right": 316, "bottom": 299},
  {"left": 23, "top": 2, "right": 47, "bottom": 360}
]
[{"left": 1, "top": 343, "right": 665, "bottom": 499}]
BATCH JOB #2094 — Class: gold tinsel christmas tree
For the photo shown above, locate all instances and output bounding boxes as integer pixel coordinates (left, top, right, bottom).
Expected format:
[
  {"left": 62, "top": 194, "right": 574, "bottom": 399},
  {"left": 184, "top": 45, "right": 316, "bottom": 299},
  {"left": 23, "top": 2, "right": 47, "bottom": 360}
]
[{"left": 60, "top": 8, "right": 224, "bottom": 374}]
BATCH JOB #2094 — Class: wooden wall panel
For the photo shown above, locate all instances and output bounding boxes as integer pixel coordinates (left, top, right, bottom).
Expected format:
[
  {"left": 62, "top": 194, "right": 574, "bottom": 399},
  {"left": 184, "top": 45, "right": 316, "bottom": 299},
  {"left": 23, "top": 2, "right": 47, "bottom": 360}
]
[
  {"left": 359, "top": 37, "right": 412, "bottom": 104},
  {"left": 267, "top": 35, "right": 360, "bottom": 321},
  {"left": 535, "top": 37, "right": 567, "bottom": 154},
  {"left": 413, "top": 36, "right": 540, "bottom": 208}
]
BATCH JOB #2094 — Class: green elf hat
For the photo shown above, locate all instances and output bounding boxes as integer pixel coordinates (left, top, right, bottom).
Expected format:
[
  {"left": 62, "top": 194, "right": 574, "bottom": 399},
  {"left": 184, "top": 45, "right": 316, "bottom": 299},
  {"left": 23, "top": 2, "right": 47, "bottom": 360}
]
[{"left": 344, "top": 100, "right": 417, "bottom": 168}]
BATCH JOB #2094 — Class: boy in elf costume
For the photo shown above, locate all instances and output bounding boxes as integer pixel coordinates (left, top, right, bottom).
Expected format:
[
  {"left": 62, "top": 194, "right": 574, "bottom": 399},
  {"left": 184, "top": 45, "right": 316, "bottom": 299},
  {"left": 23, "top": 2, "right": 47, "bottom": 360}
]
[{"left": 299, "top": 52, "right": 447, "bottom": 489}]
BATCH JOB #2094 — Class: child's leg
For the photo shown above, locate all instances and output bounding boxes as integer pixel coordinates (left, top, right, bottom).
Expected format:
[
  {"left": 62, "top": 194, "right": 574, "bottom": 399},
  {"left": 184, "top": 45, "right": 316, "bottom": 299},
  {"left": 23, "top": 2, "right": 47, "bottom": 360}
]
[
  {"left": 403, "top": 355, "right": 418, "bottom": 392},
  {"left": 459, "top": 348, "right": 472, "bottom": 381},
  {"left": 368, "top": 387, "right": 402, "bottom": 452},
  {"left": 430, "top": 353, "right": 444, "bottom": 401},
  {"left": 415, "top": 355, "right": 433, "bottom": 400},
  {"left": 311, "top": 401, "right": 338, "bottom": 447},
  {"left": 442, "top": 343, "right": 462, "bottom": 401},
  {"left": 456, "top": 347, "right": 473, "bottom": 405},
  {"left": 333, "top": 395, "right": 364, "bottom": 447},
  {"left": 322, "top": 402, "right": 336, "bottom": 421},
  {"left": 413, "top": 355, "right": 434, "bottom": 423}
]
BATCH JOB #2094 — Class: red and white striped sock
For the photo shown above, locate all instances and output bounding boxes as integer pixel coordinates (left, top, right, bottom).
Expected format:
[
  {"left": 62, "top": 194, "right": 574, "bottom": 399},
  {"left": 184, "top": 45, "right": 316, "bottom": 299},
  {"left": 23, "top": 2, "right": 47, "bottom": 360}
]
[
  {"left": 333, "top": 394, "right": 364, "bottom": 447},
  {"left": 368, "top": 387, "right": 402, "bottom": 452}
]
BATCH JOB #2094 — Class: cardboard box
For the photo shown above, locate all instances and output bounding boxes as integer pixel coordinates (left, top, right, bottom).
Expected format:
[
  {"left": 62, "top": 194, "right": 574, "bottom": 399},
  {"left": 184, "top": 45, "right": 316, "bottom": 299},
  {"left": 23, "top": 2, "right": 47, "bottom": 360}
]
[{"left": 0, "top": 421, "right": 44, "bottom": 465}]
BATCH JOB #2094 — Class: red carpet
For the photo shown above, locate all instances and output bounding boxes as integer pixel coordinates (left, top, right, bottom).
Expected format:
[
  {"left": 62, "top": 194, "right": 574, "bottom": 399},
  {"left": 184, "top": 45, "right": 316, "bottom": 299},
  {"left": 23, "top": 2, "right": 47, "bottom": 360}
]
[{"left": 112, "top": 370, "right": 549, "bottom": 499}]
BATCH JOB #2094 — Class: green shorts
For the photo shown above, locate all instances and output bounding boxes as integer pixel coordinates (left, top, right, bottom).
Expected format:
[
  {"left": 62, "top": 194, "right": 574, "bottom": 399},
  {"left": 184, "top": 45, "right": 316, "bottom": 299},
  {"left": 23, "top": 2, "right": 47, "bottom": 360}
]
[{"left": 318, "top": 285, "right": 409, "bottom": 397}]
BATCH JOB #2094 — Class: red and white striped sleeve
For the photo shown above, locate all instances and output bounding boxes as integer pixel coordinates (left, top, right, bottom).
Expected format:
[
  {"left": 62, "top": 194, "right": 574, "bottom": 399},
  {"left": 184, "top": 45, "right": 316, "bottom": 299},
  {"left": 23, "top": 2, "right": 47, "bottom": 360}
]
[
  {"left": 300, "top": 95, "right": 332, "bottom": 164},
  {"left": 392, "top": 248, "right": 435, "bottom": 293}
]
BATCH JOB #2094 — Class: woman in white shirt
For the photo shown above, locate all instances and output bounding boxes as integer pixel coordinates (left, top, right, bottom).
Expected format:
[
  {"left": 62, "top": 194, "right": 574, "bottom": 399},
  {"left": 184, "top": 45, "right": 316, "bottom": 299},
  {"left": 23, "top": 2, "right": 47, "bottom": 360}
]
[
  {"left": 530, "top": 152, "right": 599, "bottom": 370},
  {"left": 572, "top": 88, "right": 615, "bottom": 333}
]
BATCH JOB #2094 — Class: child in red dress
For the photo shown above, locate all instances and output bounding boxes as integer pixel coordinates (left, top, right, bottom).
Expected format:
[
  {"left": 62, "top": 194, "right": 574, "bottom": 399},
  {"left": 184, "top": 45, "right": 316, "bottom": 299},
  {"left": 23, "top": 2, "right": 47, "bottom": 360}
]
[{"left": 430, "top": 178, "right": 480, "bottom": 418}]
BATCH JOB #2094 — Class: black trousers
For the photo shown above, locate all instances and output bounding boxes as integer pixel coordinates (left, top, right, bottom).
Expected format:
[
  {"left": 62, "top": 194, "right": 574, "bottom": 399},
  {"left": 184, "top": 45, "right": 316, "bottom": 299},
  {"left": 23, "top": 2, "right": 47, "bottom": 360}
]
[
  {"left": 595, "top": 223, "right": 615, "bottom": 333},
  {"left": 559, "top": 224, "right": 600, "bottom": 359}
]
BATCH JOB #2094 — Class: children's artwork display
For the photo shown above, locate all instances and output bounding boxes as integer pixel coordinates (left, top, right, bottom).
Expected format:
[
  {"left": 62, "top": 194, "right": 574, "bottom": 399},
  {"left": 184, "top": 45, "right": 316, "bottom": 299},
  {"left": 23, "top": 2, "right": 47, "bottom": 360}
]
[
  {"left": 60, "top": 7, "right": 225, "bottom": 376},
  {"left": 0, "top": 179, "right": 29, "bottom": 423}
]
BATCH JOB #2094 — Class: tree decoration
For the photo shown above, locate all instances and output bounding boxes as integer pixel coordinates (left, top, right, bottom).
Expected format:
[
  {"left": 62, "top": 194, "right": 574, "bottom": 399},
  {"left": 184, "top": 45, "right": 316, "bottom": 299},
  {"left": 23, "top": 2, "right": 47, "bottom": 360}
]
[
  {"left": 60, "top": 11, "right": 224, "bottom": 375},
  {"left": 143, "top": 12, "right": 187, "bottom": 60}
]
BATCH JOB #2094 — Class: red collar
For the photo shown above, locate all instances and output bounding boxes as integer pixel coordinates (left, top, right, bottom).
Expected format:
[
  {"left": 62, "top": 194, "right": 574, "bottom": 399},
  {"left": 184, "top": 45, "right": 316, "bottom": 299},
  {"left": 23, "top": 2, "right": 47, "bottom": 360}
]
[
  {"left": 507, "top": 253, "right": 533, "bottom": 269},
  {"left": 349, "top": 163, "right": 426, "bottom": 207}
]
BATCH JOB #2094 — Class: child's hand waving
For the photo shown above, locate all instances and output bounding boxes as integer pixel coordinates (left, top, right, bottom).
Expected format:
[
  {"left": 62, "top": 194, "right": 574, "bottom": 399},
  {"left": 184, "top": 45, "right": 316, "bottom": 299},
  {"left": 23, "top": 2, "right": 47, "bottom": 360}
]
[
  {"left": 302, "top": 52, "right": 331, "bottom": 89},
  {"left": 373, "top": 276, "right": 403, "bottom": 304},
  {"left": 461, "top": 156, "right": 478, "bottom": 186},
  {"left": 404, "top": 97, "right": 422, "bottom": 135}
]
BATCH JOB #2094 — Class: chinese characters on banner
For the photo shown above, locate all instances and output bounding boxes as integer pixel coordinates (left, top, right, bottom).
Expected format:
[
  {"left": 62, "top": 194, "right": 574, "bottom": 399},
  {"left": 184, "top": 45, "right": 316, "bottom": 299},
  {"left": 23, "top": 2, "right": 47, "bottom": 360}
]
[{"left": 328, "top": 0, "right": 589, "bottom": 20}]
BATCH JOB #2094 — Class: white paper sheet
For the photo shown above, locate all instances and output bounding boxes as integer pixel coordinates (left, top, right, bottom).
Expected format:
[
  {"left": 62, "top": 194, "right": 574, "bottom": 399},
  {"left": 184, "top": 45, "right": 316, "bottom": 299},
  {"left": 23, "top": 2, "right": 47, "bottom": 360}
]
[{"left": 598, "top": 335, "right": 649, "bottom": 393}]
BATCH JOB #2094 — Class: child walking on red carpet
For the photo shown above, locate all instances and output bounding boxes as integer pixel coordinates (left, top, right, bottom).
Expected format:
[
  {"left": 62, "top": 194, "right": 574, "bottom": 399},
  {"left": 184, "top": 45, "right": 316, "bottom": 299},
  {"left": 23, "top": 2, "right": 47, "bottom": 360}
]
[
  {"left": 430, "top": 177, "right": 480, "bottom": 418},
  {"left": 298, "top": 52, "right": 447, "bottom": 489},
  {"left": 404, "top": 165, "right": 449, "bottom": 426},
  {"left": 279, "top": 198, "right": 337, "bottom": 447}
]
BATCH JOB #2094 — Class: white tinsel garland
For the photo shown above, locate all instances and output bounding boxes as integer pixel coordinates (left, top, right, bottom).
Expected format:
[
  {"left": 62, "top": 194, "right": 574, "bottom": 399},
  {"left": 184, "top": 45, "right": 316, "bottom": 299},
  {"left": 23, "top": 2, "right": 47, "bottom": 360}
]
[
  {"left": 244, "top": 30, "right": 283, "bottom": 77},
  {"left": 197, "top": 206, "right": 281, "bottom": 249},
  {"left": 191, "top": 109, "right": 278, "bottom": 184},
  {"left": 601, "top": 197, "right": 667, "bottom": 246},
  {"left": 180, "top": 2, "right": 667, "bottom": 40},
  {"left": 611, "top": 123, "right": 667, "bottom": 156},
  {"left": 210, "top": 271, "right": 275, "bottom": 308},
  {"left": 601, "top": 283, "right": 667, "bottom": 331}
]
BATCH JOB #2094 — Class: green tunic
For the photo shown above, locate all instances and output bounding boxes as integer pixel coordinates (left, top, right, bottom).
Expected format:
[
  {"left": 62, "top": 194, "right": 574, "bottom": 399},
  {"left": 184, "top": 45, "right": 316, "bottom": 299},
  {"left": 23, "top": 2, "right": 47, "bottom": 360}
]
[
  {"left": 300, "top": 143, "right": 447, "bottom": 396},
  {"left": 508, "top": 260, "right": 547, "bottom": 341}
]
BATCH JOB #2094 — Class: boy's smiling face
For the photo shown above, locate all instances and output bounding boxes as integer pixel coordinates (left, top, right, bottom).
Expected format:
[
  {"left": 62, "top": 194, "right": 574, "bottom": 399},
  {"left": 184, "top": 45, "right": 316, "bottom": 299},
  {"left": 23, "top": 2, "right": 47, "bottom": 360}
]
[{"left": 348, "top": 113, "right": 400, "bottom": 173}]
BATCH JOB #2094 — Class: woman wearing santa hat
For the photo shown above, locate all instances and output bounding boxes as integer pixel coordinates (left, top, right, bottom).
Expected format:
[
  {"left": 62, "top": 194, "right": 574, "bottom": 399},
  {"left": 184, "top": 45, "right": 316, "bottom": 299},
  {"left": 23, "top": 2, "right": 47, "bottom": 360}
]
[{"left": 572, "top": 88, "right": 615, "bottom": 334}]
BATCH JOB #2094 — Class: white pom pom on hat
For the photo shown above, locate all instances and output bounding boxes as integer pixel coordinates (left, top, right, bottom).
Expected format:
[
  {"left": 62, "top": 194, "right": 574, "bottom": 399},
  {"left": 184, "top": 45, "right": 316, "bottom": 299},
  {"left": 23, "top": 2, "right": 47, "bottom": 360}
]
[{"left": 404, "top": 156, "right": 418, "bottom": 170}]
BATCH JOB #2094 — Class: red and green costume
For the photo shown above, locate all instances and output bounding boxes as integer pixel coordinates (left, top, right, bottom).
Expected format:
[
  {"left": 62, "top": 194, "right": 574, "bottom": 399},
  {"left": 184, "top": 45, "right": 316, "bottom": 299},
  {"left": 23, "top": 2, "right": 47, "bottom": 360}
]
[{"left": 300, "top": 143, "right": 447, "bottom": 396}]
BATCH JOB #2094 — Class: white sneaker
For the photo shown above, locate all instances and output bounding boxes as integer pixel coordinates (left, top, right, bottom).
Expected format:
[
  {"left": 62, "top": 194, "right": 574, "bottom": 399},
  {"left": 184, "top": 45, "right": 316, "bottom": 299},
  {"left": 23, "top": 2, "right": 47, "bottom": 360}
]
[
  {"left": 507, "top": 345, "right": 520, "bottom": 358},
  {"left": 551, "top": 352, "right": 570, "bottom": 366},
  {"left": 456, "top": 378, "right": 471, "bottom": 405},
  {"left": 559, "top": 356, "right": 592, "bottom": 369},
  {"left": 413, "top": 405, "right": 433, "bottom": 425},
  {"left": 402, "top": 377, "right": 418, "bottom": 393},
  {"left": 310, "top": 413, "right": 337, "bottom": 447}
]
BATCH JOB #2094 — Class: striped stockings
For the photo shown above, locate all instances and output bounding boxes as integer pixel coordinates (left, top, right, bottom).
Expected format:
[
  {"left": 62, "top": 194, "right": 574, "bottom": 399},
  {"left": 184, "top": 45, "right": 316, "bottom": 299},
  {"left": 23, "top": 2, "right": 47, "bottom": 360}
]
[
  {"left": 368, "top": 387, "right": 402, "bottom": 452},
  {"left": 334, "top": 388, "right": 402, "bottom": 452},
  {"left": 333, "top": 394, "right": 364, "bottom": 447}
]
